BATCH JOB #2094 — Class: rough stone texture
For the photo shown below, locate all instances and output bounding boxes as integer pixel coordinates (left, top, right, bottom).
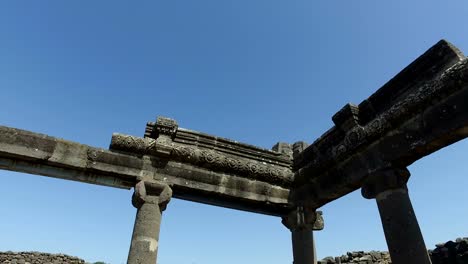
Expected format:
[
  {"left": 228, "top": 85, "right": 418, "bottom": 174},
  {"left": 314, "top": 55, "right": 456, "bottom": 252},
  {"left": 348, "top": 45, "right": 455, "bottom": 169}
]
[
  {"left": 0, "top": 125, "right": 291, "bottom": 216},
  {"left": 1, "top": 39, "right": 468, "bottom": 263},
  {"left": 430, "top": 237, "right": 468, "bottom": 264},
  {"left": 127, "top": 181, "right": 172, "bottom": 264},
  {"left": 0, "top": 251, "right": 84, "bottom": 264},
  {"left": 110, "top": 132, "right": 293, "bottom": 186},
  {"left": 318, "top": 251, "right": 391, "bottom": 264},
  {"left": 292, "top": 40, "right": 468, "bottom": 210},
  {"left": 317, "top": 238, "right": 468, "bottom": 264},
  {"left": 361, "top": 168, "right": 431, "bottom": 264},
  {"left": 282, "top": 209, "right": 323, "bottom": 264}
]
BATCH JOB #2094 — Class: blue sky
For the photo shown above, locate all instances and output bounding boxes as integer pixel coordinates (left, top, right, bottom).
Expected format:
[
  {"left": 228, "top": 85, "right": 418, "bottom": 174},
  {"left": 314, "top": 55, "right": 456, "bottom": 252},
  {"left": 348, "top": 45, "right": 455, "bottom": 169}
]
[{"left": 1, "top": 1, "right": 467, "bottom": 263}]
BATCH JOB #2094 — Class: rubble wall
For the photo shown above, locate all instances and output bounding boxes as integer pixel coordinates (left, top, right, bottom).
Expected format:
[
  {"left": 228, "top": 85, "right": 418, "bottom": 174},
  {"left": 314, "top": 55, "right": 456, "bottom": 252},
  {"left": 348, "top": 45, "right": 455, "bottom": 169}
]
[
  {"left": 0, "top": 251, "right": 85, "bottom": 264},
  {"left": 318, "top": 237, "right": 468, "bottom": 264}
]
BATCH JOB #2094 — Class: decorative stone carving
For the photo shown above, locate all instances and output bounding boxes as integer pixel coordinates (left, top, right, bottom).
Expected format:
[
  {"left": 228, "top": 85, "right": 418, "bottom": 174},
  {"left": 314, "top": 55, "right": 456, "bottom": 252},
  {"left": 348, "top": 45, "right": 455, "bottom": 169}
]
[
  {"left": 326, "top": 57, "right": 468, "bottom": 162},
  {"left": 282, "top": 207, "right": 324, "bottom": 231},
  {"left": 110, "top": 133, "right": 293, "bottom": 185},
  {"left": 144, "top": 117, "right": 178, "bottom": 139},
  {"left": 155, "top": 116, "right": 178, "bottom": 138},
  {"left": 132, "top": 180, "right": 172, "bottom": 210},
  {"left": 87, "top": 148, "right": 98, "bottom": 162}
]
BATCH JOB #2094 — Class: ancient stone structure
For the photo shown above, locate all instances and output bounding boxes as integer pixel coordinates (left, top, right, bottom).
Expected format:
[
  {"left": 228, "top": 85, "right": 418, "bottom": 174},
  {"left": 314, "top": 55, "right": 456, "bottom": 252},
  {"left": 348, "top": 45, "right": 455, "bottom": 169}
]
[
  {"left": 319, "top": 251, "right": 392, "bottom": 264},
  {"left": 0, "top": 251, "right": 85, "bottom": 264},
  {"left": 316, "top": 237, "right": 468, "bottom": 264},
  {"left": 1, "top": 39, "right": 468, "bottom": 264},
  {"left": 429, "top": 238, "right": 468, "bottom": 264}
]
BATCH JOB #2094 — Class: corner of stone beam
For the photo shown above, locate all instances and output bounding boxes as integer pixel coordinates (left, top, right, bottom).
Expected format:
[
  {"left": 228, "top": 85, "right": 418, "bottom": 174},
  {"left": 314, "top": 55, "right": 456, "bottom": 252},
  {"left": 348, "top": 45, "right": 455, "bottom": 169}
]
[
  {"left": 332, "top": 103, "right": 360, "bottom": 132},
  {"left": 145, "top": 116, "right": 179, "bottom": 139},
  {"left": 291, "top": 141, "right": 309, "bottom": 166},
  {"left": 433, "top": 39, "right": 465, "bottom": 60},
  {"left": 272, "top": 142, "right": 293, "bottom": 158}
]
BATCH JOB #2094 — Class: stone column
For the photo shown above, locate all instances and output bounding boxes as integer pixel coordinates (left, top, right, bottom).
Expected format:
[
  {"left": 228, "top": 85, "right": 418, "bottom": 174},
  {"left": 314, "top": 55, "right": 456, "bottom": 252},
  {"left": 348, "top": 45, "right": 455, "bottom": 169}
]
[
  {"left": 127, "top": 181, "right": 172, "bottom": 264},
  {"left": 362, "top": 168, "right": 431, "bottom": 264},
  {"left": 282, "top": 207, "right": 324, "bottom": 264}
]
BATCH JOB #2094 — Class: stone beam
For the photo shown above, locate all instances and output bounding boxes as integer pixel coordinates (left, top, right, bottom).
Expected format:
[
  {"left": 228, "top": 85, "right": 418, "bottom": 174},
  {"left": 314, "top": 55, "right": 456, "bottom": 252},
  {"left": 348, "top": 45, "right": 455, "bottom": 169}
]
[
  {"left": 0, "top": 126, "right": 292, "bottom": 216},
  {"left": 292, "top": 40, "right": 468, "bottom": 208}
]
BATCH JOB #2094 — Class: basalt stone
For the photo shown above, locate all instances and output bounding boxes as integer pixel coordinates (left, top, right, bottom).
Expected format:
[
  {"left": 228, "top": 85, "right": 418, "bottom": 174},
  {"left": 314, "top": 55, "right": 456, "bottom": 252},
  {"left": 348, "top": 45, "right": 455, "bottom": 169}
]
[{"left": 0, "top": 252, "right": 85, "bottom": 264}]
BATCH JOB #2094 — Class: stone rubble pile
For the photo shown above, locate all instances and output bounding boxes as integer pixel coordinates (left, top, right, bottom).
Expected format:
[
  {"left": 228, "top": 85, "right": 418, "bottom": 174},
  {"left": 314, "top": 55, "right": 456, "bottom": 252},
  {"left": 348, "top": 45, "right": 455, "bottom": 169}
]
[
  {"left": 318, "top": 251, "right": 391, "bottom": 264},
  {"left": 0, "top": 251, "right": 85, "bottom": 264},
  {"left": 318, "top": 237, "right": 468, "bottom": 264},
  {"left": 429, "top": 237, "right": 468, "bottom": 264}
]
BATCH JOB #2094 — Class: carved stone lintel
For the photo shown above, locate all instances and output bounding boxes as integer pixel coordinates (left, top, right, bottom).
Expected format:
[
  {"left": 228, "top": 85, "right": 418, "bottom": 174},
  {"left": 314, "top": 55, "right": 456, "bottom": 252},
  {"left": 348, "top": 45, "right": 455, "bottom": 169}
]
[
  {"left": 132, "top": 181, "right": 172, "bottom": 210},
  {"left": 302, "top": 57, "right": 468, "bottom": 171},
  {"left": 361, "top": 167, "right": 410, "bottom": 199},
  {"left": 111, "top": 133, "right": 293, "bottom": 185},
  {"left": 282, "top": 207, "right": 324, "bottom": 232}
]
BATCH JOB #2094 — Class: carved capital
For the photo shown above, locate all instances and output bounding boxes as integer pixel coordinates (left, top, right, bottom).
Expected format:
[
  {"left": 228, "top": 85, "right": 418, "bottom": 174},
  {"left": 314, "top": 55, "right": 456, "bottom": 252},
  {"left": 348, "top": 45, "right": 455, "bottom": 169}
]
[
  {"left": 282, "top": 207, "right": 324, "bottom": 231},
  {"left": 361, "top": 167, "right": 410, "bottom": 199},
  {"left": 132, "top": 181, "right": 173, "bottom": 210}
]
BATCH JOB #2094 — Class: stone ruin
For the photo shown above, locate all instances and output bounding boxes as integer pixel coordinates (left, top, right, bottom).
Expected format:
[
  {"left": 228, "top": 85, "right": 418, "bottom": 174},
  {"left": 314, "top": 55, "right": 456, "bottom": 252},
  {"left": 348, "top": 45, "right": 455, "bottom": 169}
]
[
  {"left": 1, "top": 39, "right": 468, "bottom": 264},
  {"left": 317, "top": 237, "right": 468, "bottom": 264},
  {"left": 0, "top": 251, "right": 85, "bottom": 264}
]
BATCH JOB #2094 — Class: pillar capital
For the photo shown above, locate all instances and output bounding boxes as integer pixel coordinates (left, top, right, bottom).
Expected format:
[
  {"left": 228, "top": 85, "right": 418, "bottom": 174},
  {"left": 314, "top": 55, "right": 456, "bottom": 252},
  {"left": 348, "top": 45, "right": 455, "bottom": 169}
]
[
  {"left": 282, "top": 206, "right": 324, "bottom": 232},
  {"left": 132, "top": 181, "right": 172, "bottom": 210},
  {"left": 361, "top": 167, "right": 410, "bottom": 199}
]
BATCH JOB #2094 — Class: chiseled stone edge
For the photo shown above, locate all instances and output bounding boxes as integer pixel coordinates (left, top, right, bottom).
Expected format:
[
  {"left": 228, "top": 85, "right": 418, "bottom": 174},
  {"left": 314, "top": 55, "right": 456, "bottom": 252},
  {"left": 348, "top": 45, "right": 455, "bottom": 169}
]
[
  {"left": 110, "top": 134, "right": 294, "bottom": 186},
  {"left": 300, "top": 58, "right": 468, "bottom": 173}
]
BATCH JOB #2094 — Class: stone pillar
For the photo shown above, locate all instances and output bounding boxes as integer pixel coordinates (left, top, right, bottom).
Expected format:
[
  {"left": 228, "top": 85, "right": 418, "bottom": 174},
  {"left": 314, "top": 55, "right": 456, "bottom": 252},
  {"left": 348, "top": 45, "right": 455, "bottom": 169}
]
[
  {"left": 127, "top": 181, "right": 172, "bottom": 264},
  {"left": 282, "top": 207, "right": 324, "bottom": 264},
  {"left": 362, "top": 168, "right": 431, "bottom": 264}
]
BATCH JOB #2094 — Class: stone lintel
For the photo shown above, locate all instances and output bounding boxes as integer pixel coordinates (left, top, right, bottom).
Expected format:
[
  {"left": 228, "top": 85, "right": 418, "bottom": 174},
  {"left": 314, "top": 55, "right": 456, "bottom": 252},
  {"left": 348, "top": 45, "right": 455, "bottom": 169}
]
[
  {"left": 110, "top": 133, "right": 293, "bottom": 186},
  {"left": 359, "top": 39, "right": 465, "bottom": 124},
  {"left": 295, "top": 40, "right": 466, "bottom": 171},
  {"left": 293, "top": 49, "right": 468, "bottom": 208},
  {"left": 0, "top": 125, "right": 291, "bottom": 216}
]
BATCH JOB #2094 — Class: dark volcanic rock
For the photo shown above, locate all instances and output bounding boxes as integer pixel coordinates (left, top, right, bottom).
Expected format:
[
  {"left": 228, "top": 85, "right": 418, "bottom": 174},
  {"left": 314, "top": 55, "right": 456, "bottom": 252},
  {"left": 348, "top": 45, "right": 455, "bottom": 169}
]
[
  {"left": 0, "top": 252, "right": 85, "bottom": 264},
  {"left": 318, "top": 237, "right": 468, "bottom": 264}
]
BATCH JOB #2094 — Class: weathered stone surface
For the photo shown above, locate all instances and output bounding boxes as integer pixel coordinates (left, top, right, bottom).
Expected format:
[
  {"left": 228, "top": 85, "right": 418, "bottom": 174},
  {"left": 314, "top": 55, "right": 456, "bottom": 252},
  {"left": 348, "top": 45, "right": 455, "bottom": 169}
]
[
  {"left": 0, "top": 39, "right": 468, "bottom": 264},
  {"left": 127, "top": 181, "right": 172, "bottom": 264},
  {"left": 110, "top": 133, "right": 293, "bottom": 186},
  {"left": 0, "top": 252, "right": 84, "bottom": 264},
  {"left": 317, "top": 237, "right": 468, "bottom": 264},
  {"left": 318, "top": 251, "right": 392, "bottom": 264},
  {"left": 292, "top": 40, "right": 468, "bottom": 210},
  {"left": 0, "top": 126, "right": 291, "bottom": 216},
  {"left": 430, "top": 237, "right": 468, "bottom": 264}
]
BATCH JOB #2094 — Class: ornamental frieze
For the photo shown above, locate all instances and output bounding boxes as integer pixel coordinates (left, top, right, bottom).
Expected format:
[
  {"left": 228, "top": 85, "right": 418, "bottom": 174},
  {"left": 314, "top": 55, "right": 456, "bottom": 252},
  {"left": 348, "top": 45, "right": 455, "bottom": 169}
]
[
  {"left": 330, "top": 58, "right": 468, "bottom": 161},
  {"left": 110, "top": 133, "right": 293, "bottom": 185}
]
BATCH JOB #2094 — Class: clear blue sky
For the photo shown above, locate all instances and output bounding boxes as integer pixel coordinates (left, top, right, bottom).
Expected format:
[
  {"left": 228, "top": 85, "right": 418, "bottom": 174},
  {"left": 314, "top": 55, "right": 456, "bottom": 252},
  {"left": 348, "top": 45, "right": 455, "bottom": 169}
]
[{"left": 1, "top": 1, "right": 467, "bottom": 263}]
